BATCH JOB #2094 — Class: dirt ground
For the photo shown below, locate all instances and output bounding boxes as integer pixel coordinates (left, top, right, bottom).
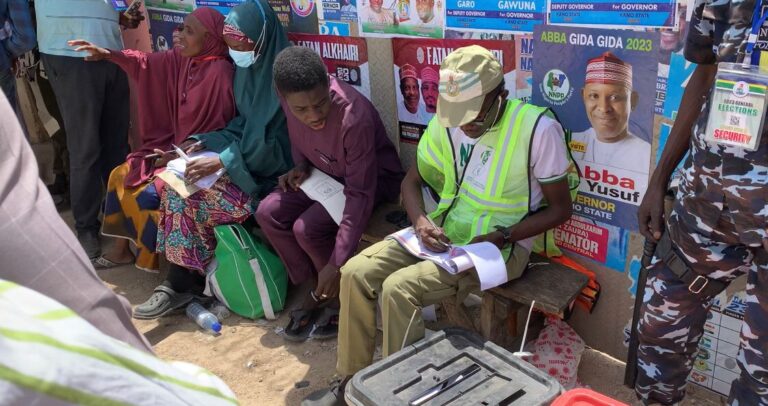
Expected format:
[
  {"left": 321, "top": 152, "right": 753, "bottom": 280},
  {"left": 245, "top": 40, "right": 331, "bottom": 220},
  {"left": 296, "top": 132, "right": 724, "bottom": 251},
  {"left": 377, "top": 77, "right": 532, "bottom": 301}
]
[{"left": 59, "top": 210, "right": 724, "bottom": 405}]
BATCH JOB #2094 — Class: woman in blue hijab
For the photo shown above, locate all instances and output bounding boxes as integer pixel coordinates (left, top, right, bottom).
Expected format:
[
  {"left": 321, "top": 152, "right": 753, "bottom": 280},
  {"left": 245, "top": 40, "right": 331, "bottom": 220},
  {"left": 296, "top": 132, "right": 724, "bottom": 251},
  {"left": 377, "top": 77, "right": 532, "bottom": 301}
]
[{"left": 135, "top": 0, "right": 293, "bottom": 319}]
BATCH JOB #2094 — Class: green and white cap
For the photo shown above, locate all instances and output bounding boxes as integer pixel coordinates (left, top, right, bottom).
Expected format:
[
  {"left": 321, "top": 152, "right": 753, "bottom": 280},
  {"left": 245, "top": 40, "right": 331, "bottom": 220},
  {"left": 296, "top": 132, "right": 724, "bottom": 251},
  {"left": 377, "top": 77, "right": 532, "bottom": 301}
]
[{"left": 437, "top": 45, "right": 503, "bottom": 128}]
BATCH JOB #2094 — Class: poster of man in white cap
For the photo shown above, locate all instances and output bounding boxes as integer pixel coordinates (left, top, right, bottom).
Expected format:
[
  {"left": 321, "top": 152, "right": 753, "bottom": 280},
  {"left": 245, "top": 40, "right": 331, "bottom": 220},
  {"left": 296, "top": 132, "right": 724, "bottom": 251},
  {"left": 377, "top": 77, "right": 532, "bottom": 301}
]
[
  {"left": 532, "top": 25, "right": 660, "bottom": 231},
  {"left": 358, "top": 0, "right": 443, "bottom": 38},
  {"left": 393, "top": 38, "right": 516, "bottom": 143}
]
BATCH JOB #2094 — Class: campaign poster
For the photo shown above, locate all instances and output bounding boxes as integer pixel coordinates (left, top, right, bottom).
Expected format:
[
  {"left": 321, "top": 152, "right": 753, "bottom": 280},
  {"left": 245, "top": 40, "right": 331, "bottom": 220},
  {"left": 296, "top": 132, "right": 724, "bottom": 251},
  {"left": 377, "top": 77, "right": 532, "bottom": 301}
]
[
  {"left": 147, "top": 9, "right": 187, "bottom": 52},
  {"left": 392, "top": 38, "right": 516, "bottom": 143},
  {"left": 146, "top": 0, "right": 195, "bottom": 12},
  {"left": 515, "top": 34, "right": 533, "bottom": 102},
  {"left": 290, "top": 0, "right": 321, "bottom": 33},
  {"left": 195, "top": 0, "right": 245, "bottom": 14},
  {"left": 548, "top": 0, "right": 677, "bottom": 29},
  {"left": 443, "top": 30, "right": 513, "bottom": 40},
  {"left": 317, "top": 0, "right": 359, "bottom": 35},
  {"left": 445, "top": 0, "right": 546, "bottom": 34},
  {"left": 288, "top": 34, "right": 370, "bottom": 98},
  {"left": 553, "top": 215, "right": 629, "bottom": 271},
  {"left": 532, "top": 25, "right": 660, "bottom": 231},
  {"left": 318, "top": 0, "right": 359, "bottom": 22},
  {"left": 358, "top": 0, "right": 443, "bottom": 38},
  {"left": 268, "top": 0, "right": 293, "bottom": 27}
]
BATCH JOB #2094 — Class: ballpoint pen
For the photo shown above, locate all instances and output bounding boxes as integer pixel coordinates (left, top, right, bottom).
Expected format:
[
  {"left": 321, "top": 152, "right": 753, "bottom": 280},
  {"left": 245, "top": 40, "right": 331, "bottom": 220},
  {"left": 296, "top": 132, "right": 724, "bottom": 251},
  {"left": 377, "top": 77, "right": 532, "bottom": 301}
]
[{"left": 424, "top": 215, "right": 451, "bottom": 250}]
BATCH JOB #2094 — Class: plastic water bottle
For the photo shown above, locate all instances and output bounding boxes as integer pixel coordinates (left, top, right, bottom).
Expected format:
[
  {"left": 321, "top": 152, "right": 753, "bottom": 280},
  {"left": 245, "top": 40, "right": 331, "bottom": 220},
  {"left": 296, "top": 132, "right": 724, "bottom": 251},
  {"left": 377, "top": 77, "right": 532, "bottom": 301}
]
[{"left": 186, "top": 302, "right": 222, "bottom": 333}]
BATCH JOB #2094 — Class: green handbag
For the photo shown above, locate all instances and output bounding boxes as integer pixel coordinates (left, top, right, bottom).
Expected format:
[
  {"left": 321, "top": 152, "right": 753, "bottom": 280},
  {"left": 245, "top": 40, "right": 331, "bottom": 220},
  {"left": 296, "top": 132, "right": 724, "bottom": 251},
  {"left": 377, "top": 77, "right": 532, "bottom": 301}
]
[{"left": 210, "top": 224, "right": 288, "bottom": 320}]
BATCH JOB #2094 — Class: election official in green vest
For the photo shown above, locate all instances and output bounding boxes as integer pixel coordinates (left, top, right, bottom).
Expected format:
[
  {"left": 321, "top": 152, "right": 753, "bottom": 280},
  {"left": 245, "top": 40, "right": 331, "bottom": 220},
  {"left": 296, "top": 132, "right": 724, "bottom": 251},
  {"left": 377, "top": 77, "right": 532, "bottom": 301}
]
[{"left": 302, "top": 45, "right": 575, "bottom": 405}]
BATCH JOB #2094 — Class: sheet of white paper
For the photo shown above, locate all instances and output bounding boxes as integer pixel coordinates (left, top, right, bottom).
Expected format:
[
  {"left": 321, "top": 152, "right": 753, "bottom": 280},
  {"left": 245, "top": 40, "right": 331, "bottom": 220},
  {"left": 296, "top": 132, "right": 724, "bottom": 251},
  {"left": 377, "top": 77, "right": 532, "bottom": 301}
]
[
  {"left": 299, "top": 168, "right": 346, "bottom": 225},
  {"left": 388, "top": 228, "right": 507, "bottom": 290},
  {"left": 452, "top": 243, "right": 508, "bottom": 290},
  {"left": 166, "top": 151, "right": 225, "bottom": 190}
]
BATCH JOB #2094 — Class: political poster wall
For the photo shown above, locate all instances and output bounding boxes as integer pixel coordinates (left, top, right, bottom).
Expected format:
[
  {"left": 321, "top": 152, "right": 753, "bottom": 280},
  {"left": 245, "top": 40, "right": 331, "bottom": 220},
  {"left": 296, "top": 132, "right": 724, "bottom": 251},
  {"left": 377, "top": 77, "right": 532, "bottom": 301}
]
[
  {"left": 289, "top": 0, "right": 321, "bottom": 33},
  {"left": 532, "top": 25, "right": 660, "bottom": 231},
  {"left": 147, "top": 8, "right": 187, "bottom": 52},
  {"left": 195, "top": 0, "right": 245, "bottom": 14},
  {"left": 445, "top": 0, "right": 546, "bottom": 34},
  {"left": 268, "top": 0, "right": 293, "bottom": 27},
  {"left": 146, "top": 0, "right": 195, "bottom": 12},
  {"left": 548, "top": 0, "right": 678, "bottom": 29},
  {"left": 358, "top": 0, "right": 443, "bottom": 38},
  {"left": 288, "top": 34, "right": 370, "bottom": 98},
  {"left": 515, "top": 34, "right": 533, "bottom": 102},
  {"left": 392, "top": 38, "right": 515, "bottom": 143},
  {"left": 553, "top": 215, "right": 629, "bottom": 271}
]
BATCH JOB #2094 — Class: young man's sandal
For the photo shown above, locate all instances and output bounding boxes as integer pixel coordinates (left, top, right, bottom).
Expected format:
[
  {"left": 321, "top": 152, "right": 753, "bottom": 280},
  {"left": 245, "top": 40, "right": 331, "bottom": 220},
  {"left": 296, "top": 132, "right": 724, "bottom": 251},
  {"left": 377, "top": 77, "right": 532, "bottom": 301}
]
[{"left": 283, "top": 309, "right": 319, "bottom": 342}]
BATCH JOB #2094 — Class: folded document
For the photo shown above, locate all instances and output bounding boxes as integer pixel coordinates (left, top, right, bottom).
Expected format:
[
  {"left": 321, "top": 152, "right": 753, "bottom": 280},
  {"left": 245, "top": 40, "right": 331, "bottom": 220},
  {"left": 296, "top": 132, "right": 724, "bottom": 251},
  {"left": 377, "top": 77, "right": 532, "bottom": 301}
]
[{"left": 388, "top": 227, "right": 508, "bottom": 290}]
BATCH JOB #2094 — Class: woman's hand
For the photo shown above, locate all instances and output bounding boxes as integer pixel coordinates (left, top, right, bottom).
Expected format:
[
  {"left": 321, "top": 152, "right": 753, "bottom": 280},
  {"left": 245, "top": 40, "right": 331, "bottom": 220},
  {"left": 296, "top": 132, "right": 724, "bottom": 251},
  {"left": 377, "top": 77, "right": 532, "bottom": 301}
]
[
  {"left": 185, "top": 156, "right": 223, "bottom": 184},
  {"left": 68, "top": 40, "right": 111, "bottom": 62}
]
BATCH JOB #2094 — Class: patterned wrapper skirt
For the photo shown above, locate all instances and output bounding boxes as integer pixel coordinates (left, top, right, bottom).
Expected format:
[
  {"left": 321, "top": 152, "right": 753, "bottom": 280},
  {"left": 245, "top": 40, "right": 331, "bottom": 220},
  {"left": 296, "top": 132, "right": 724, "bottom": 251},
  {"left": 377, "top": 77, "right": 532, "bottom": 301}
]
[
  {"left": 157, "top": 175, "right": 254, "bottom": 274},
  {"left": 101, "top": 163, "right": 161, "bottom": 272}
]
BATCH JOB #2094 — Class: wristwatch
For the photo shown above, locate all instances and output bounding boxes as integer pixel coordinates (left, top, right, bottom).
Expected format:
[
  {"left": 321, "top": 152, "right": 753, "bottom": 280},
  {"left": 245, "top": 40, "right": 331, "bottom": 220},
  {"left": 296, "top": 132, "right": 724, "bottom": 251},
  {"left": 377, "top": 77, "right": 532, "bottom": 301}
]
[{"left": 494, "top": 225, "right": 513, "bottom": 247}]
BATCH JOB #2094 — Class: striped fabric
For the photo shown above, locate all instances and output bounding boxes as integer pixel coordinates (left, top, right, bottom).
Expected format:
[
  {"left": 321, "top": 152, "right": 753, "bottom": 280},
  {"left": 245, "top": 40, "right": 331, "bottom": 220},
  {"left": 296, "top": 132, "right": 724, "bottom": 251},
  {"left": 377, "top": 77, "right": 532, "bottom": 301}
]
[{"left": 0, "top": 280, "right": 239, "bottom": 406}]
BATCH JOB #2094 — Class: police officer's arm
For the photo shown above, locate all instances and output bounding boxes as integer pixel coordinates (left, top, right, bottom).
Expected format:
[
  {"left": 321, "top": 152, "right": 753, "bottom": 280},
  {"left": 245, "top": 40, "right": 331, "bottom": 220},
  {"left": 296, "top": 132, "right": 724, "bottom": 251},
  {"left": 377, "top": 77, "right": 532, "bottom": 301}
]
[
  {"left": 402, "top": 166, "right": 452, "bottom": 253},
  {"left": 637, "top": 68, "right": 717, "bottom": 241},
  {"left": 472, "top": 179, "right": 572, "bottom": 249}
]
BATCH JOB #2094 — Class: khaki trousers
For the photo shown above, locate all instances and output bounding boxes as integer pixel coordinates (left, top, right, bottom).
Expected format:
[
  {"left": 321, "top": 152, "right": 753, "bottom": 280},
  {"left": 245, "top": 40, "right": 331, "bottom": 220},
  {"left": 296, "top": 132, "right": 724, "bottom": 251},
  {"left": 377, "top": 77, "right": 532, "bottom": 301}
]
[{"left": 336, "top": 239, "right": 529, "bottom": 376}]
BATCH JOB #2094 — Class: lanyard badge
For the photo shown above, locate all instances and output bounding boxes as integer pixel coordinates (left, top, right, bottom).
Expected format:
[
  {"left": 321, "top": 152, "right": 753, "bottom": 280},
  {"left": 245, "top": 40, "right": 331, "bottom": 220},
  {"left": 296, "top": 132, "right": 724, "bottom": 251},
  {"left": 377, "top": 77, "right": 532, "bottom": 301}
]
[{"left": 706, "top": 63, "right": 768, "bottom": 151}]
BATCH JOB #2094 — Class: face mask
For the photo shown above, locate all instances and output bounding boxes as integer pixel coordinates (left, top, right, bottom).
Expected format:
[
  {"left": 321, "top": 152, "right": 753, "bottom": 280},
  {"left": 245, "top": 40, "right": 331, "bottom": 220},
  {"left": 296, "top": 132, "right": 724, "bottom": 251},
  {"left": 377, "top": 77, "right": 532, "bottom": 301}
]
[{"left": 229, "top": 48, "right": 257, "bottom": 68}]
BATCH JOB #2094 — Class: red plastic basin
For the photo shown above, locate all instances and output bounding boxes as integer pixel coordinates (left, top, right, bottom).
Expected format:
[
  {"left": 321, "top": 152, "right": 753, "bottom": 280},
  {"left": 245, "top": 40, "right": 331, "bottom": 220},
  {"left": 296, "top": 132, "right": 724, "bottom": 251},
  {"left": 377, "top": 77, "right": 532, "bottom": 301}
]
[{"left": 551, "top": 388, "right": 629, "bottom": 406}]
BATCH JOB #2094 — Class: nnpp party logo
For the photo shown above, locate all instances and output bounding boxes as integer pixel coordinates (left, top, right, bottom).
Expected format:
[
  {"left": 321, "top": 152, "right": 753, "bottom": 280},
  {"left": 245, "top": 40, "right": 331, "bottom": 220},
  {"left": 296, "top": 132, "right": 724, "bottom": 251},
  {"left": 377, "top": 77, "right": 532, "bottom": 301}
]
[
  {"left": 540, "top": 69, "right": 573, "bottom": 106},
  {"left": 291, "top": 0, "right": 315, "bottom": 17}
]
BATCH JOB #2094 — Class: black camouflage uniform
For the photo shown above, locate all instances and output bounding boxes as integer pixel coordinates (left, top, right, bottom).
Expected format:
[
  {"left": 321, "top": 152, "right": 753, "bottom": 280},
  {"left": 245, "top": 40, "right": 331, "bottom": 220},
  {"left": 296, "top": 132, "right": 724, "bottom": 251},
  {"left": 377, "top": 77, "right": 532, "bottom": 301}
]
[{"left": 635, "top": 0, "right": 768, "bottom": 404}]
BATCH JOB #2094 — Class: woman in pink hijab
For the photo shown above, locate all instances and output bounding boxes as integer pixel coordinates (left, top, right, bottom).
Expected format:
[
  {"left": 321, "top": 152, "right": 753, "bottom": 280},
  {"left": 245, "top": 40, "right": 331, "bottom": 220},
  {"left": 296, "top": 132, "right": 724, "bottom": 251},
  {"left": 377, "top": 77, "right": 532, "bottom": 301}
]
[{"left": 69, "top": 7, "right": 236, "bottom": 272}]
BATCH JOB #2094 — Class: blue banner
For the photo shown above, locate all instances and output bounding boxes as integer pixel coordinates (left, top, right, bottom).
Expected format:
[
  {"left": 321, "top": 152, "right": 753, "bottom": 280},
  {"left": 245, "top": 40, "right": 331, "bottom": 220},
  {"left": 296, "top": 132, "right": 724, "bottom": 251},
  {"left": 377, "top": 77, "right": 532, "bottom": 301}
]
[
  {"left": 445, "top": 0, "right": 546, "bottom": 33},
  {"left": 549, "top": 0, "right": 677, "bottom": 28}
]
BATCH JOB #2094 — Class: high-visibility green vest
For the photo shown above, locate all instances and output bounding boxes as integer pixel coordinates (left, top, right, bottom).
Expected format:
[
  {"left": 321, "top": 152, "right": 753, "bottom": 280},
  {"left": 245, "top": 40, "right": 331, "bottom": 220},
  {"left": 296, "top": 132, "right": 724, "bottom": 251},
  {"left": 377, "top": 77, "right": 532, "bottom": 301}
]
[{"left": 417, "top": 99, "right": 578, "bottom": 257}]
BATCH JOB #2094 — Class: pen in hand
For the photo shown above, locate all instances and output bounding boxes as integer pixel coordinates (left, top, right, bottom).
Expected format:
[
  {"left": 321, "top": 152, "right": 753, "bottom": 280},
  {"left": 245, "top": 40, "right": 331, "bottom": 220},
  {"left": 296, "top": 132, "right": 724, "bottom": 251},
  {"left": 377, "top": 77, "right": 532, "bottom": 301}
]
[{"left": 424, "top": 215, "right": 452, "bottom": 250}]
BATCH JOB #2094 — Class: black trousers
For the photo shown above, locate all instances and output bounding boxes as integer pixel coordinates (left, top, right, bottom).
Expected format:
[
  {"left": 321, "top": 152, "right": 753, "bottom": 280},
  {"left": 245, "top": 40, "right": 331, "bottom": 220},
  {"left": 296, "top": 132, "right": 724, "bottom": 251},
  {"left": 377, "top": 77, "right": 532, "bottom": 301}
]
[{"left": 41, "top": 53, "right": 129, "bottom": 233}]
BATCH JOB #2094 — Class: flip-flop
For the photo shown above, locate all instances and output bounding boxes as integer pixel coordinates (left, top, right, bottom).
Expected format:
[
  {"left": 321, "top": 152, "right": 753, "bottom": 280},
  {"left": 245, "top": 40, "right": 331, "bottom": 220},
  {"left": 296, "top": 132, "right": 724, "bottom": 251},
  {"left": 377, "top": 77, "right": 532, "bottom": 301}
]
[
  {"left": 310, "top": 307, "right": 339, "bottom": 340},
  {"left": 284, "top": 309, "right": 318, "bottom": 342},
  {"left": 133, "top": 285, "right": 194, "bottom": 320},
  {"left": 92, "top": 255, "right": 133, "bottom": 270}
]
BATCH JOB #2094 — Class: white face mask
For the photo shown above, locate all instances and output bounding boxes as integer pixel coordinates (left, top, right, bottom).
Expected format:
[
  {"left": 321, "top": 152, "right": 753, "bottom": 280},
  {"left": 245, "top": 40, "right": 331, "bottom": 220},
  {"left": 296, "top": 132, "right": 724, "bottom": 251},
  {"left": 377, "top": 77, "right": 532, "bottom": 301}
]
[{"left": 229, "top": 48, "right": 257, "bottom": 68}]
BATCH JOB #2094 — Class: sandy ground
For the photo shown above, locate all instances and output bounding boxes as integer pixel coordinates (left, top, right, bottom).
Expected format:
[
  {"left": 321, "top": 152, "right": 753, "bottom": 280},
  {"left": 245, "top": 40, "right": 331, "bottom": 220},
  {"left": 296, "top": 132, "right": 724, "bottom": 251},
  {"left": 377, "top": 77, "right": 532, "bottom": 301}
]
[{"left": 58, "top": 210, "right": 725, "bottom": 405}]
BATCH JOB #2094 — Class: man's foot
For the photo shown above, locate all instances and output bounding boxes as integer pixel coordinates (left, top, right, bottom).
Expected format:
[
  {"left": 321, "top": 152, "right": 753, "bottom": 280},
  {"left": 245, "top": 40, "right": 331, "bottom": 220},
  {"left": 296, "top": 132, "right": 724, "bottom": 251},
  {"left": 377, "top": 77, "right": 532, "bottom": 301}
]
[
  {"left": 77, "top": 231, "right": 101, "bottom": 259},
  {"left": 301, "top": 378, "right": 348, "bottom": 406},
  {"left": 310, "top": 307, "right": 339, "bottom": 340},
  {"left": 284, "top": 309, "right": 319, "bottom": 342}
]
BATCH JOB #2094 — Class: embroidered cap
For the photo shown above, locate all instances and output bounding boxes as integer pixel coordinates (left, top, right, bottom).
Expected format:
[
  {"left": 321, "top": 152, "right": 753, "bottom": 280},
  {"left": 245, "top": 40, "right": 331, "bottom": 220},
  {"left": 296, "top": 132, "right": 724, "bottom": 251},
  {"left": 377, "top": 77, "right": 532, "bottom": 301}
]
[
  {"left": 399, "top": 63, "right": 418, "bottom": 81},
  {"left": 584, "top": 52, "right": 632, "bottom": 89},
  {"left": 420, "top": 66, "right": 439, "bottom": 84},
  {"left": 437, "top": 45, "right": 503, "bottom": 128}
]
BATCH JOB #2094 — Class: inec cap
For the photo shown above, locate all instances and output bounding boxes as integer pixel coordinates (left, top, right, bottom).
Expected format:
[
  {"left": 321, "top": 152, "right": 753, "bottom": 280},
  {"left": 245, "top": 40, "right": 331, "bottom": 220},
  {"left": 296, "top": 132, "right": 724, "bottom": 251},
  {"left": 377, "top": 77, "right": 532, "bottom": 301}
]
[{"left": 437, "top": 45, "right": 503, "bottom": 128}]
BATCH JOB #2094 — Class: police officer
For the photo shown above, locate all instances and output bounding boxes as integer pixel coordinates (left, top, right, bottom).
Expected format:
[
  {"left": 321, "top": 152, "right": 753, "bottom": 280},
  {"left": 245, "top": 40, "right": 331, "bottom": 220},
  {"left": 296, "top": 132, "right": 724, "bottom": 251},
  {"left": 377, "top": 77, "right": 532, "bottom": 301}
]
[{"left": 635, "top": 0, "right": 768, "bottom": 404}]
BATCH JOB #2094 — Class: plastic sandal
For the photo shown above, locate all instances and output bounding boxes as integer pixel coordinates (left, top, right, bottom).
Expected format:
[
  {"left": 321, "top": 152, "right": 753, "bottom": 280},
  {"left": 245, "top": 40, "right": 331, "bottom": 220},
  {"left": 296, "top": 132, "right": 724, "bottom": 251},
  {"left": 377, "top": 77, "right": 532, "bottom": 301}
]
[
  {"left": 92, "top": 255, "right": 133, "bottom": 270},
  {"left": 284, "top": 309, "right": 318, "bottom": 342},
  {"left": 133, "top": 285, "right": 194, "bottom": 320}
]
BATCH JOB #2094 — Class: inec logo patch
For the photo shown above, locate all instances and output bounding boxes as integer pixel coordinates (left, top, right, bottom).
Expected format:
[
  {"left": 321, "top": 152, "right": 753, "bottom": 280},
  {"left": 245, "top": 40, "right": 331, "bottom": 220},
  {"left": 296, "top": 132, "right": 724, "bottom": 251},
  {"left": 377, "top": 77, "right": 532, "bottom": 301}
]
[
  {"left": 733, "top": 81, "right": 749, "bottom": 98},
  {"left": 540, "top": 69, "right": 573, "bottom": 106}
]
